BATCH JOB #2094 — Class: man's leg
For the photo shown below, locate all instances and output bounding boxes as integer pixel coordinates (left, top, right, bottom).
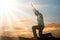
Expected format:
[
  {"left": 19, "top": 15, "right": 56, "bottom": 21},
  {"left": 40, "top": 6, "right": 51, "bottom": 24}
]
[
  {"left": 39, "top": 25, "right": 44, "bottom": 38},
  {"left": 32, "top": 26, "right": 38, "bottom": 40}
]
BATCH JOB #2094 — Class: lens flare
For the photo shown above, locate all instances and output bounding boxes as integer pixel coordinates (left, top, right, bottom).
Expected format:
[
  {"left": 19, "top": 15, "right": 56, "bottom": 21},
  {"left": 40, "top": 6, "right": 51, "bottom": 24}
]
[{"left": 0, "top": 0, "right": 36, "bottom": 39}]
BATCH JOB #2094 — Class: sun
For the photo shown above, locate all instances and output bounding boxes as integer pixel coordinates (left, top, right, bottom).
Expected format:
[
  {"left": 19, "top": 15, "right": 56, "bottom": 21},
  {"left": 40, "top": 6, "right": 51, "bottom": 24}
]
[
  {"left": 0, "top": 0, "right": 18, "bottom": 36},
  {"left": 0, "top": 0, "right": 16, "bottom": 10},
  {"left": 0, "top": 0, "right": 34, "bottom": 35},
  {"left": 0, "top": 0, "right": 29, "bottom": 36},
  {"left": 0, "top": 0, "right": 37, "bottom": 39}
]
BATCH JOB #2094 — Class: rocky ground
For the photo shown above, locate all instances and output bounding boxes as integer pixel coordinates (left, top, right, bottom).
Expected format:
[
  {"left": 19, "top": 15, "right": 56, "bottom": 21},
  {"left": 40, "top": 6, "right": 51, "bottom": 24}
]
[{"left": 0, "top": 33, "right": 59, "bottom": 40}]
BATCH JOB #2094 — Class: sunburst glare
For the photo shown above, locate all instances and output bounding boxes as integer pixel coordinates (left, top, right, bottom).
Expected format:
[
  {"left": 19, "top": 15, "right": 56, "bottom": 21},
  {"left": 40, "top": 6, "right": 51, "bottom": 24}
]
[{"left": 0, "top": 0, "right": 36, "bottom": 38}]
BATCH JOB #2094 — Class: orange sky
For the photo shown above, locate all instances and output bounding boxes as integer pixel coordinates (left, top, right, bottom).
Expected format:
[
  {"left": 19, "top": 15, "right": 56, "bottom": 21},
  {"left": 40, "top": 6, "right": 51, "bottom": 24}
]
[{"left": 0, "top": 16, "right": 60, "bottom": 38}]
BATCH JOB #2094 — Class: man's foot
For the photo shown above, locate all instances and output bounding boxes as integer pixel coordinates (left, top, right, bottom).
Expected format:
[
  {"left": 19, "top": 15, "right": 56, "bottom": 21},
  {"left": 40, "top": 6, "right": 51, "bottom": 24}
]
[{"left": 34, "top": 37, "right": 38, "bottom": 40}]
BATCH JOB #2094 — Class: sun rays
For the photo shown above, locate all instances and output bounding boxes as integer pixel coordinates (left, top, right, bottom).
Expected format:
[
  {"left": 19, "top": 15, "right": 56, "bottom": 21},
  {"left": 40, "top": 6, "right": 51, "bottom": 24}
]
[{"left": 0, "top": 0, "right": 37, "bottom": 38}]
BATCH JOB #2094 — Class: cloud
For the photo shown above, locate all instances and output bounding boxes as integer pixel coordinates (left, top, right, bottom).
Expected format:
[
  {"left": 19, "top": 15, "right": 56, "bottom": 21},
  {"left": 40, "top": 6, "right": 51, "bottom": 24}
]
[
  {"left": 46, "top": 16, "right": 53, "bottom": 20},
  {"left": 44, "top": 16, "right": 54, "bottom": 25},
  {"left": 20, "top": 17, "right": 36, "bottom": 27},
  {"left": 17, "top": 3, "right": 48, "bottom": 10},
  {"left": 15, "top": 31, "right": 34, "bottom": 38},
  {"left": 33, "top": 4, "right": 48, "bottom": 8},
  {"left": 44, "top": 21, "right": 52, "bottom": 26}
]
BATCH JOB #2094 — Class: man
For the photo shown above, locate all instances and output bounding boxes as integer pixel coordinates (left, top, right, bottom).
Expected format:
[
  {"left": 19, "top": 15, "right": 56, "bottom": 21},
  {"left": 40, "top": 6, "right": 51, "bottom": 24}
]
[{"left": 32, "top": 5, "right": 44, "bottom": 39}]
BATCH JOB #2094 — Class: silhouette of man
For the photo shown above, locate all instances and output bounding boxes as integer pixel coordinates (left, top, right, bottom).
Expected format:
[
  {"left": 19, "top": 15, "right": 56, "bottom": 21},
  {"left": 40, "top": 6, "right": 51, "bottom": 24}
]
[{"left": 32, "top": 5, "right": 44, "bottom": 39}]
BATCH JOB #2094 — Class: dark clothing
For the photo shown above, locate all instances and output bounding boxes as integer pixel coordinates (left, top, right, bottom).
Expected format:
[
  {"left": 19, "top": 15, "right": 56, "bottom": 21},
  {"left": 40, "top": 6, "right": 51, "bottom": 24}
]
[{"left": 32, "top": 25, "right": 44, "bottom": 38}]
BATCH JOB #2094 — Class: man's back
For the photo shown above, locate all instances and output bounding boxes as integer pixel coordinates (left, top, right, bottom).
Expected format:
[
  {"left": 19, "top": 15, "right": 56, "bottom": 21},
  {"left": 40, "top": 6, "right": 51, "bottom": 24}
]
[{"left": 37, "top": 13, "right": 44, "bottom": 26}]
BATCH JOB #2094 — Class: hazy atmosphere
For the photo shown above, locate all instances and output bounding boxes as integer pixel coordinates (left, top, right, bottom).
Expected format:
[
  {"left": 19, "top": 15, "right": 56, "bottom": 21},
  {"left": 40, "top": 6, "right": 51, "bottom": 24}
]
[{"left": 0, "top": 0, "right": 60, "bottom": 39}]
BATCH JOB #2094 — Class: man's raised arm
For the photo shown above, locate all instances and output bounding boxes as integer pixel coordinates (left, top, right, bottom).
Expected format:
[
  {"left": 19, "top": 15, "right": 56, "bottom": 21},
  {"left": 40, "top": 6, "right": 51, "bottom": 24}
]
[{"left": 31, "top": 4, "right": 40, "bottom": 16}]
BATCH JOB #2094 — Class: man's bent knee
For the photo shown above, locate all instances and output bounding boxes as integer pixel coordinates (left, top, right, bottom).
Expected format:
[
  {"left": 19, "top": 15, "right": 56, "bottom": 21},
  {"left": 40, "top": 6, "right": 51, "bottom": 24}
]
[
  {"left": 32, "top": 26, "right": 35, "bottom": 30},
  {"left": 32, "top": 26, "right": 38, "bottom": 30}
]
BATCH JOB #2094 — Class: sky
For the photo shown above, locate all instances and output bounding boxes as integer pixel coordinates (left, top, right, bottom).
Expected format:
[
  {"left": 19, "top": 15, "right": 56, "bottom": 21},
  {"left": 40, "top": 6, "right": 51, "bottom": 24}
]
[
  {"left": 37, "top": 0, "right": 60, "bottom": 24},
  {"left": 0, "top": 0, "right": 60, "bottom": 38},
  {"left": 16, "top": 0, "right": 60, "bottom": 25},
  {"left": 0, "top": 0, "right": 59, "bottom": 31}
]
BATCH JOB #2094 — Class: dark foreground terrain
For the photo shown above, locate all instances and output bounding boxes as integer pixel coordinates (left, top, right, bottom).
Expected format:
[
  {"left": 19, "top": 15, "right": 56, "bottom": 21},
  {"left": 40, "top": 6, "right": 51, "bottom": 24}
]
[
  {"left": 0, "top": 33, "right": 60, "bottom": 40},
  {"left": 0, "top": 36, "right": 60, "bottom": 40}
]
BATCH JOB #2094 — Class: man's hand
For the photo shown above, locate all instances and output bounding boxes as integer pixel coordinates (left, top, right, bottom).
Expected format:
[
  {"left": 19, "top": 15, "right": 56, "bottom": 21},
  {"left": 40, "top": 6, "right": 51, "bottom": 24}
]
[{"left": 31, "top": 4, "right": 40, "bottom": 16}]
